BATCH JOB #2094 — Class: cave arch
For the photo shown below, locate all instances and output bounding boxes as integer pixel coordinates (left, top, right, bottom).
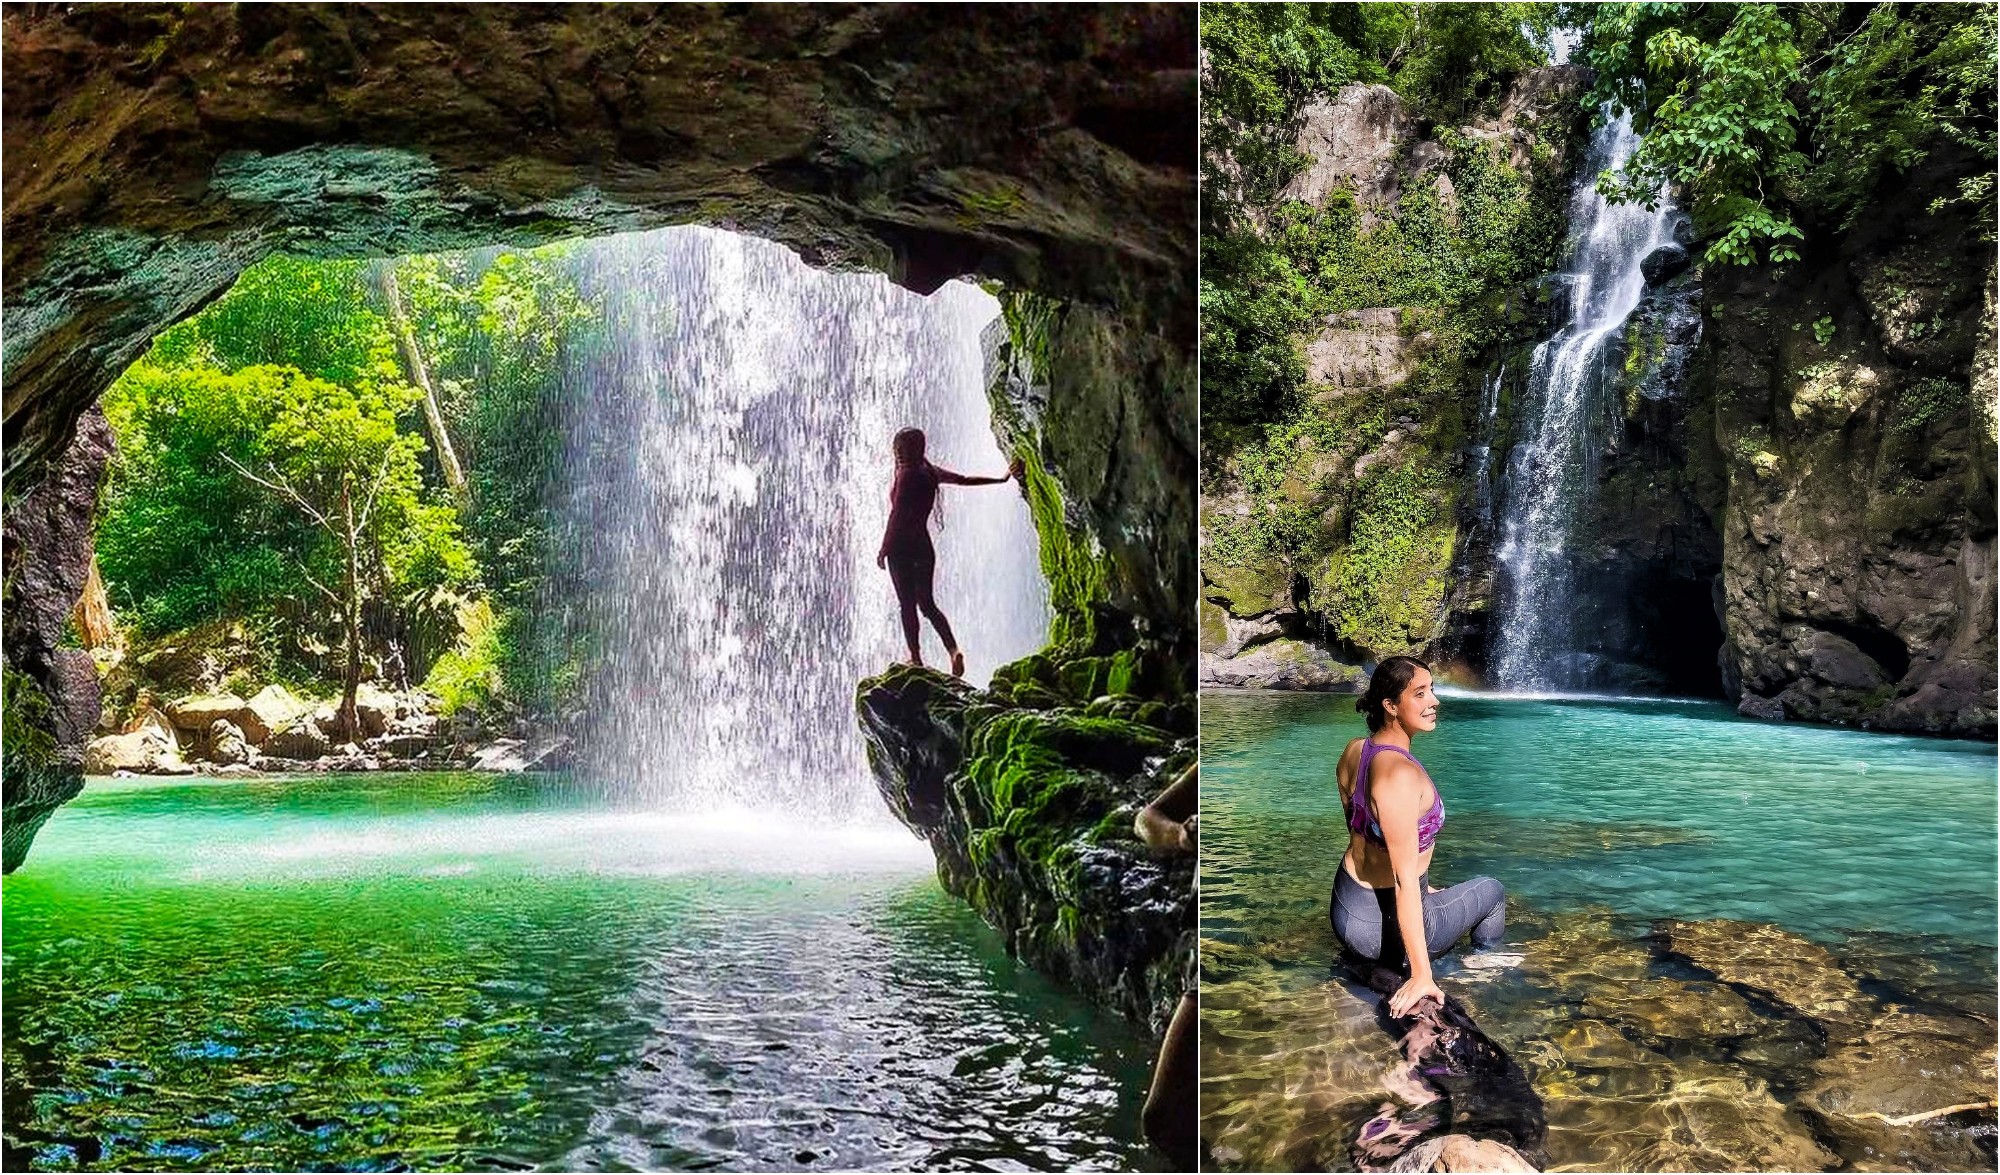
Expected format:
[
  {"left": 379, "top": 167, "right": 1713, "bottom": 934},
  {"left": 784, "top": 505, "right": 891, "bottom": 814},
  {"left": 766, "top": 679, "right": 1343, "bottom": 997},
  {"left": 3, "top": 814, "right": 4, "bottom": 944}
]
[{"left": 1, "top": 4, "right": 1197, "bottom": 868}]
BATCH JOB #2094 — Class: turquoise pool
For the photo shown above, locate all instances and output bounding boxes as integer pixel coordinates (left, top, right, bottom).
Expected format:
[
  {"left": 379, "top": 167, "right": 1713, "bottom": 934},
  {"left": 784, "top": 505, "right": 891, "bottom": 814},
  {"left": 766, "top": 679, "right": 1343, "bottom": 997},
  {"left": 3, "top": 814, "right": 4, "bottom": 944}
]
[{"left": 2, "top": 773, "right": 1159, "bottom": 1172}]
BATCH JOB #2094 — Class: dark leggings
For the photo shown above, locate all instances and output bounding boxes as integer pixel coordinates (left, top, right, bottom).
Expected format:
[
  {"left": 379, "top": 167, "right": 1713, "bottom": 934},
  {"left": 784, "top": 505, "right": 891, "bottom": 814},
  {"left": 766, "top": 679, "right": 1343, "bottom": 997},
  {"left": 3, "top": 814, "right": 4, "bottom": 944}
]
[
  {"left": 885, "top": 547, "right": 956, "bottom": 656},
  {"left": 1330, "top": 867, "right": 1506, "bottom": 969}
]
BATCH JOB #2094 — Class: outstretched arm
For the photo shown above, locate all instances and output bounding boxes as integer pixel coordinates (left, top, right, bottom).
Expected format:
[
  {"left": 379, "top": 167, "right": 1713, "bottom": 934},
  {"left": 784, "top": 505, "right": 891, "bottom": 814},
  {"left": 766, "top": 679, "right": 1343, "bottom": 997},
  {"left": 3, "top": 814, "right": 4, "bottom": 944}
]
[{"left": 933, "top": 458, "right": 1025, "bottom": 486}]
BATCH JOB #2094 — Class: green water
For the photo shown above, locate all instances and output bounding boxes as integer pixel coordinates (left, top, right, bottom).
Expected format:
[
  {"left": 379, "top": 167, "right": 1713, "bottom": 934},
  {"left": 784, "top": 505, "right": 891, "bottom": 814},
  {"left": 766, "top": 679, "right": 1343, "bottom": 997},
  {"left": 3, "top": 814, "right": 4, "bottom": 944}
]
[
  {"left": 2, "top": 773, "right": 1159, "bottom": 1172},
  {"left": 1201, "top": 690, "right": 1999, "bottom": 1172}
]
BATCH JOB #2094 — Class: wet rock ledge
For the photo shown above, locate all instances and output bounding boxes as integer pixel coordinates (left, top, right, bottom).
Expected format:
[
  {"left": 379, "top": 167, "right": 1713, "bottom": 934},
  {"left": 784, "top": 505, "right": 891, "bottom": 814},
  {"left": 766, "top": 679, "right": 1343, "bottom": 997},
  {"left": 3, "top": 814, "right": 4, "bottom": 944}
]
[{"left": 857, "top": 646, "right": 1195, "bottom": 1034}]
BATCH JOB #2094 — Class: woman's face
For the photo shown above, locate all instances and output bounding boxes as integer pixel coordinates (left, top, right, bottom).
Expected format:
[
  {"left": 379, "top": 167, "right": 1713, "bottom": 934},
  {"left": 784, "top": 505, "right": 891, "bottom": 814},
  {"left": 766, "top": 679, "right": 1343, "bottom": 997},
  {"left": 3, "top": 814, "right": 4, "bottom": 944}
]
[{"left": 1388, "top": 668, "right": 1439, "bottom": 733}]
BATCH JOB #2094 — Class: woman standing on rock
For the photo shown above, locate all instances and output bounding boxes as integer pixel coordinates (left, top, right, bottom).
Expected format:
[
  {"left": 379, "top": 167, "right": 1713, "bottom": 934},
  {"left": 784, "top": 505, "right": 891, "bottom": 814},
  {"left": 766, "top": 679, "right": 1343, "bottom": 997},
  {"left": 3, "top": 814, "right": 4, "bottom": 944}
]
[
  {"left": 1330, "top": 655, "right": 1509, "bottom": 1017},
  {"left": 876, "top": 427, "right": 1021, "bottom": 677}
]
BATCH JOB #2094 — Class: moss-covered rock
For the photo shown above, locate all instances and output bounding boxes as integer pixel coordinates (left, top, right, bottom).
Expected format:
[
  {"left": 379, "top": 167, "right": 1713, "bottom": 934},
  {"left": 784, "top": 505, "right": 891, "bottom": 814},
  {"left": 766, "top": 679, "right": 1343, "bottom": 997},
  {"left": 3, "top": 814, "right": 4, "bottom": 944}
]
[{"left": 857, "top": 657, "right": 1194, "bottom": 1034}]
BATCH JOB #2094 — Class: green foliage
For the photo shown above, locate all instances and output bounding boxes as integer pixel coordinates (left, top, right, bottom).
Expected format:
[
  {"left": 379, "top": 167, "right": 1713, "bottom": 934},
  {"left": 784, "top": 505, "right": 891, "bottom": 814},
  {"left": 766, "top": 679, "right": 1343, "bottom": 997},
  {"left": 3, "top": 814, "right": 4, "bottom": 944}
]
[
  {"left": 1579, "top": 2, "right": 1999, "bottom": 263},
  {"left": 422, "top": 597, "right": 503, "bottom": 716},
  {"left": 96, "top": 245, "right": 601, "bottom": 712},
  {"left": 395, "top": 249, "right": 598, "bottom": 613},
  {"left": 1202, "top": 6, "right": 1565, "bottom": 453},
  {"left": 1315, "top": 459, "right": 1455, "bottom": 654},
  {"left": 1895, "top": 377, "right": 1969, "bottom": 434},
  {"left": 99, "top": 358, "right": 470, "bottom": 639},
  {"left": 1202, "top": 2, "right": 1555, "bottom": 212}
]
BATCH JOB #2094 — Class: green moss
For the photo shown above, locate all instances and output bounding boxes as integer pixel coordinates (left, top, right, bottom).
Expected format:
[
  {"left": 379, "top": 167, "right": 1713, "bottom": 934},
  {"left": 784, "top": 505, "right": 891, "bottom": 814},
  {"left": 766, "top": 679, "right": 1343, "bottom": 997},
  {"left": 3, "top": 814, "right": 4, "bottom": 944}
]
[
  {"left": 2, "top": 665, "right": 58, "bottom": 769},
  {"left": 955, "top": 180, "right": 1027, "bottom": 227},
  {"left": 1895, "top": 376, "right": 1969, "bottom": 433},
  {"left": 1311, "top": 459, "right": 1456, "bottom": 656},
  {"left": 988, "top": 290, "right": 1111, "bottom": 651}
]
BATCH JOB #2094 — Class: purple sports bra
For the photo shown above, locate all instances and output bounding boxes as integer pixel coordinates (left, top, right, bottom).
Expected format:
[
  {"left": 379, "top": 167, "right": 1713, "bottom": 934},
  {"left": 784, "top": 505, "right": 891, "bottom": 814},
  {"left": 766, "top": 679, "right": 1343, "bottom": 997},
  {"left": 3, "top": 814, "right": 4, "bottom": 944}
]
[{"left": 1347, "top": 738, "right": 1445, "bottom": 852}]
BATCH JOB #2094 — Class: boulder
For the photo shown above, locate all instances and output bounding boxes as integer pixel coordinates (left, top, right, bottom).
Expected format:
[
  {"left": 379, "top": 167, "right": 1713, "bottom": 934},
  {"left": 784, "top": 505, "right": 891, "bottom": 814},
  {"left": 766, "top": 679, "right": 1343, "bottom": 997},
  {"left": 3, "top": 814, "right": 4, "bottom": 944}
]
[
  {"left": 165, "top": 691, "right": 249, "bottom": 733},
  {"left": 242, "top": 684, "right": 310, "bottom": 744},
  {"left": 205, "top": 718, "right": 249, "bottom": 766},
  {"left": 1736, "top": 692, "right": 1785, "bottom": 722},
  {"left": 1280, "top": 84, "right": 1415, "bottom": 209},
  {"left": 1639, "top": 243, "right": 1690, "bottom": 285},
  {"left": 856, "top": 659, "right": 1194, "bottom": 1034},
  {"left": 1389, "top": 1135, "right": 1538, "bottom": 1173},
  {"left": 1307, "top": 307, "right": 1413, "bottom": 392},
  {"left": 263, "top": 720, "right": 329, "bottom": 761},
  {"left": 83, "top": 723, "right": 191, "bottom": 775},
  {"left": 471, "top": 738, "right": 528, "bottom": 772},
  {"left": 1200, "top": 638, "right": 1366, "bottom": 692},
  {"left": 353, "top": 682, "right": 399, "bottom": 738}
]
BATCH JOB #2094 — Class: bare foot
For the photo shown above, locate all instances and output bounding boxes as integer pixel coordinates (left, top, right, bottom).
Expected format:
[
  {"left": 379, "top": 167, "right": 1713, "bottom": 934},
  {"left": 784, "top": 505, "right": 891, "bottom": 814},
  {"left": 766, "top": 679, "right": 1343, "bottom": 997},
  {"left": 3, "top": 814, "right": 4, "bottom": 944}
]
[
  {"left": 949, "top": 649, "right": 966, "bottom": 678},
  {"left": 905, "top": 650, "right": 925, "bottom": 668}
]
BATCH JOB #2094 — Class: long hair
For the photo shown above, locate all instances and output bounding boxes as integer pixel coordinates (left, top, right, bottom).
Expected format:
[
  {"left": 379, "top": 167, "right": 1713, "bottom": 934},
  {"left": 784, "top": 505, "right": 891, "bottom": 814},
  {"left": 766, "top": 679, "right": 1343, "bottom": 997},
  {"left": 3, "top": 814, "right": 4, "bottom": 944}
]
[{"left": 1357, "top": 655, "right": 1430, "bottom": 733}]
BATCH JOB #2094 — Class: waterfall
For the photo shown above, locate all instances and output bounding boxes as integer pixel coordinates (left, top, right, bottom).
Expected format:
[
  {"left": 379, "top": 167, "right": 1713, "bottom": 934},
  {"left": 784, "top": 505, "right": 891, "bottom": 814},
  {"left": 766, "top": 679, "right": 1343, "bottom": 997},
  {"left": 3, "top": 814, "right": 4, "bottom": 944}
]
[
  {"left": 552, "top": 227, "right": 1049, "bottom": 816},
  {"left": 1489, "top": 112, "right": 1678, "bottom": 690}
]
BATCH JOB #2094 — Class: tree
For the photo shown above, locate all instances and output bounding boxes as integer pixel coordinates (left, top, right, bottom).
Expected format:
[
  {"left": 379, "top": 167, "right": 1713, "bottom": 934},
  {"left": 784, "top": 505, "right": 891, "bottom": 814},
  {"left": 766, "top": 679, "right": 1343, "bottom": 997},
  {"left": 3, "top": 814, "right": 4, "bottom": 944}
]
[
  {"left": 213, "top": 366, "right": 470, "bottom": 737},
  {"left": 1577, "top": 2, "right": 1999, "bottom": 264},
  {"left": 369, "top": 259, "right": 469, "bottom": 508}
]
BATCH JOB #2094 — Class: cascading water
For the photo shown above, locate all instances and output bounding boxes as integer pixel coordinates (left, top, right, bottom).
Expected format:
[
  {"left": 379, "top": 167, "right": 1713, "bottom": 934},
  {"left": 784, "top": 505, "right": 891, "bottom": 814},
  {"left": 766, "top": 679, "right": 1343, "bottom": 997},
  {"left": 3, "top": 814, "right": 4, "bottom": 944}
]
[
  {"left": 1489, "top": 112, "right": 1677, "bottom": 690},
  {"left": 552, "top": 227, "right": 1049, "bottom": 816}
]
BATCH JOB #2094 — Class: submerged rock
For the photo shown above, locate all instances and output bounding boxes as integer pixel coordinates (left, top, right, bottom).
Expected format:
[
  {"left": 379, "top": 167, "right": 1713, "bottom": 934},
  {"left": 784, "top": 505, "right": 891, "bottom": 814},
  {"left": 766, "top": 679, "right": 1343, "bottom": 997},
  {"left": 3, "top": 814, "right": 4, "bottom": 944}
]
[
  {"left": 1800, "top": 1006, "right": 1998, "bottom": 1171},
  {"left": 857, "top": 659, "right": 1194, "bottom": 1033},
  {"left": 1655, "top": 918, "right": 1876, "bottom": 1040}
]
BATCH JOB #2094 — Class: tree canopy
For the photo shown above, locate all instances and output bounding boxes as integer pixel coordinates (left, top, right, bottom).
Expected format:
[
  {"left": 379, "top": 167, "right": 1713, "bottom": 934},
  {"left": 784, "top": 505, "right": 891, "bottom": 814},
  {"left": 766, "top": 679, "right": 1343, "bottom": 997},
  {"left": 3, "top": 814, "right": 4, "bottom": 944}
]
[{"left": 1577, "top": 1, "right": 1998, "bottom": 263}]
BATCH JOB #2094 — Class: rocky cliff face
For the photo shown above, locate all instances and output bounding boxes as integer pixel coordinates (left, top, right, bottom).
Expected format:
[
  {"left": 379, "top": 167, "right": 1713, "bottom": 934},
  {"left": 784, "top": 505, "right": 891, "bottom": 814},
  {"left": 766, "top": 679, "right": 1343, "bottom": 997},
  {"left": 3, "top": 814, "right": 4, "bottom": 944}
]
[
  {"left": 1696, "top": 156, "right": 1996, "bottom": 737},
  {"left": 1, "top": 406, "right": 110, "bottom": 871},
  {"left": 1200, "top": 69, "right": 1586, "bottom": 689},
  {"left": 0, "top": 5, "right": 1197, "bottom": 864}
]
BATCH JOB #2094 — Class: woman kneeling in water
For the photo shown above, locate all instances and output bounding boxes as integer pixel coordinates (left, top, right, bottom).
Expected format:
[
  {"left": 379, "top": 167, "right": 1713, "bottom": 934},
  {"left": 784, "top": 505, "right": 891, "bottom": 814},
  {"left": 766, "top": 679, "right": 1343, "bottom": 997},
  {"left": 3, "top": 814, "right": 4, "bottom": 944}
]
[
  {"left": 1330, "top": 655, "right": 1507, "bottom": 1018},
  {"left": 876, "top": 427, "right": 1020, "bottom": 676}
]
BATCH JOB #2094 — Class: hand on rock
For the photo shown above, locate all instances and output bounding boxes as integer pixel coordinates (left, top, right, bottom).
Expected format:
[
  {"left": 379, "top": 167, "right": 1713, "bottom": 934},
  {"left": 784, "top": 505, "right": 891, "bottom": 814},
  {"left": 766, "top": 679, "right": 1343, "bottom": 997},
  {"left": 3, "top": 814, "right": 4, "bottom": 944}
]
[{"left": 1388, "top": 975, "right": 1444, "bottom": 1019}]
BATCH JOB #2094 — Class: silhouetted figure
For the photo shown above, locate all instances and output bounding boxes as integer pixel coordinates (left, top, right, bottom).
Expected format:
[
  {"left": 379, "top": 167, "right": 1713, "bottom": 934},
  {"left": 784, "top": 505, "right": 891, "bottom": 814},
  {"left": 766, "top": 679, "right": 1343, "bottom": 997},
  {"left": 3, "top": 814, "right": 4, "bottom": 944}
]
[{"left": 876, "top": 427, "right": 1020, "bottom": 676}]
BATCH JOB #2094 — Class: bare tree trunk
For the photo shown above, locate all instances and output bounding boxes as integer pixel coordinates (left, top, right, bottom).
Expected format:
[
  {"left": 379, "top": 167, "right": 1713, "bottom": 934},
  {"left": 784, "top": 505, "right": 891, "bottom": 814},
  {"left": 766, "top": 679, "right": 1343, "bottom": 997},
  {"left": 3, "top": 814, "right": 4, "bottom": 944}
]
[
  {"left": 71, "top": 554, "right": 117, "bottom": 650},
  {"left": 371, "top": 260, "right": 468, "bottom": 507},
  {"left": 338, "top": 479, "right": 363, "bottom": 743}
]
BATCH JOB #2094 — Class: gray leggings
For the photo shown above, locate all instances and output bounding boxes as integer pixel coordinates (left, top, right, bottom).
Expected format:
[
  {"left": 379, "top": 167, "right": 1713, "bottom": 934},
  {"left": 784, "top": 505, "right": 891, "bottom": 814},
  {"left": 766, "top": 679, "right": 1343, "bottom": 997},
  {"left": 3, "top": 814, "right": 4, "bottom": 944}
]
[{"left": 1330, "top": 867, "right": 1506, "bottom": 967}]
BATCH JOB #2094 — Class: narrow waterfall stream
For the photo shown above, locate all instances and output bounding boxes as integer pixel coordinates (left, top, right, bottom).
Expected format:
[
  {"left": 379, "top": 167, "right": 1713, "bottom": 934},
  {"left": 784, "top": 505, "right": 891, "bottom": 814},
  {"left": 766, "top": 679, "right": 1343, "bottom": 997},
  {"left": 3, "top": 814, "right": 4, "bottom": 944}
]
[
  {"left": 555, "top": 227, "right": 1050, "bottom": 815},
  {"left": 1490, "top": 113, "right": 1678, "bottom": 691}
]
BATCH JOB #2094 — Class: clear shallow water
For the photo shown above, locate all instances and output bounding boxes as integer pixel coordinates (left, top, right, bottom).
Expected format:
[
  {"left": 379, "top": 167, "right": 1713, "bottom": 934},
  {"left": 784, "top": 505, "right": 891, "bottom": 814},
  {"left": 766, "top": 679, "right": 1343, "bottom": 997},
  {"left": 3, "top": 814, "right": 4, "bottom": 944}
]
[
  {"left": 3, "top": 774, "right": 1159, "bottom": 1172},
  {"left": 1201, "top": 690, "right": 1998, "bottom": 1172}
]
